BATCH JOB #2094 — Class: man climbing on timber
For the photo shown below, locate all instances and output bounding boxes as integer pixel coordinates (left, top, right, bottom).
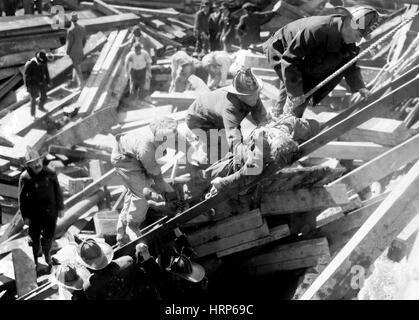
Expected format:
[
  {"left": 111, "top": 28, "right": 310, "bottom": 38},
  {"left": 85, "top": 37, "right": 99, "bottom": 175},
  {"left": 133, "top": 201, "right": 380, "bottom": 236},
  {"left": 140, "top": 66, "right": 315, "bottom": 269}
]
[
  {"left": 209, "top": 114, "right": 320, "bottom": 192},
  {"left": 185, "top": 67, "right": 271, "bottom": 166},
  {"left": 263, "top": 5, "right": 379, "bottom": 118},
  {"left": 201, "top": 50, "right": 233, "bottom": 89},
  {"left": 125, "top": 42, "right": 152, "bottom": 100},
  {"left": 110, "top": 117, "right": 177, "bottom": 246},
  {"left": 66, "top": 12, "right": 87, "bottom": 89},
  {"left": 24, "top": 51, "right": 53, "bottom": 120},
  {"left": 19, "top": 147, "right": 64, "bottom": 272},
  {"left": 236, "top": 3, "right": 278, "bottom": 49}
]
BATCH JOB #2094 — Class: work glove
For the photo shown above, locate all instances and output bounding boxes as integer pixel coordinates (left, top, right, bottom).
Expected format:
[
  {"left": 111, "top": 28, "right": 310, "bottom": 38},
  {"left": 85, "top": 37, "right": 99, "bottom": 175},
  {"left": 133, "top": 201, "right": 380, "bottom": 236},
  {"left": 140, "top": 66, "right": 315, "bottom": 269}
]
[
  {"left": 289, "top": 95, "right": 306, "bottom": 108},
  {"left": 135, "top": 243, "right": 151, "bottom": 262},
  {"left": 358, "top": 88, "right": 371, "bottom": 99}
]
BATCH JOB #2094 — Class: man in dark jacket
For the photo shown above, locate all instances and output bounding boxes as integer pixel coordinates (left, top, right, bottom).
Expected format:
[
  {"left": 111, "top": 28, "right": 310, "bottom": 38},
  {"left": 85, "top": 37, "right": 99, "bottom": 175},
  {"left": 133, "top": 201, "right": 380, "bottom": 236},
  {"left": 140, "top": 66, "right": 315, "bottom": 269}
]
[
  {"left": 219, "top": 2, "right": 238, "bottom": 52},
  {"left": 194, "top": 0, "right": 212, "bottom": 54},
  {"left": 186, "top": 67, "right": 271, "bottom": 165},
  {"left": 19, "top": 147, "right": 64, "bottom": 270},
  {"left": 237, "top": 2, "right": 277, "bottom": 49},
  {"left": 264, "top": 6, "right": 379, "bottom": 118},
  {"left": 23, "top": 51, "right": 52, "bottom": 120},
  {"left": 208, "top": 2, "right": 223, "bottom": 51}
]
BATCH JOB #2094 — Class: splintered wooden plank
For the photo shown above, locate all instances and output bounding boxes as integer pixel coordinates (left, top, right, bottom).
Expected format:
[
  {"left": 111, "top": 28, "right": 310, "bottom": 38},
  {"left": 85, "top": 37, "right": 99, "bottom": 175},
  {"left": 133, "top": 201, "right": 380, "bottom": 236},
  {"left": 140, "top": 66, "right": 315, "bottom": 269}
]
[
  {"left": 340, "top": 117, "right": 413, "bottom": 147},
  {"left": 188, "top": 209, "right": 263, "bottom": 247},
  {"left": 300, "top": 160, "right": 419, "bottom": 300},
  {"left": 241, "top": 238, "right": 331, "bottom": 275},
  {"left": 216, "top": 224, "right": 290, "bottom": 258},
  {"left": 12, "top": 242, "right": 38, "bottom": 297},
  {"left": 261, "top": 184, "right": 349, "bottom": 215},
  {"left": 194, "top": 222, "right": 270, "bottom": 258},
  {"left": 79, "top": 13, "right": 140, "bottom": 33},
  {"left": 331, "top": 133, "right": 419, "bottom": 194},
  {"left": 308, "top": 141, "right": 390, "bottom": 161},
  {"left": 46, "top": 106, "right": 119, "bottom": 147}
]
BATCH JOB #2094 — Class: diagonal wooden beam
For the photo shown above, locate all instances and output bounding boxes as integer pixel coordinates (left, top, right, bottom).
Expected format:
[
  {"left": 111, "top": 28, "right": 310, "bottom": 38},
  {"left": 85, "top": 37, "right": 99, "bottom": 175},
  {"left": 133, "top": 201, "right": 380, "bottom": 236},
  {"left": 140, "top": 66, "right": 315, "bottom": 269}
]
[{"left": 300, "top": 160, "right": 419, "bottom": 300}]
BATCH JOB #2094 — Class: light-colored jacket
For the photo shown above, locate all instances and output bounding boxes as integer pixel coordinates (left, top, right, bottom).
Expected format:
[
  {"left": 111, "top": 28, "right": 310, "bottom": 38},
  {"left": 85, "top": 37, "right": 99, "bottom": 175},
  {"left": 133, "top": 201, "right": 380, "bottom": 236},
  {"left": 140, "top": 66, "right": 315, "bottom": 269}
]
[{"left": 66, "top": 23, "right": 87, "bottom": 64}]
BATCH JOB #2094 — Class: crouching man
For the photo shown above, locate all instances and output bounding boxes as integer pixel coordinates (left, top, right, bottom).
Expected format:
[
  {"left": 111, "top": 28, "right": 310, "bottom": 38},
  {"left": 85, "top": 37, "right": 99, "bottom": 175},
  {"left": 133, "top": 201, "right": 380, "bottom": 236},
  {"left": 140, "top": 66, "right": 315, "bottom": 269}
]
[{"left": 111, "top": 117, "right": 177, "bottom": 246}]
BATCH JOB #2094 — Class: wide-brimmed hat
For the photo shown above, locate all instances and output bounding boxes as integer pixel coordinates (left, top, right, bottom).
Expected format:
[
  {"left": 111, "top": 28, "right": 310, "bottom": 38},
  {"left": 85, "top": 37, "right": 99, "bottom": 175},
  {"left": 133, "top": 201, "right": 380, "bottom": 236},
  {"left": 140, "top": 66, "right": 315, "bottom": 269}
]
[
  {"left": 52, "top": 262, "right": 91, "bottom": 291},
  {"left": 223, "top": 67, "right": 263, "bottom": 96},
  {"left": 35, "top": 51, "right": 48, "bottom": 63},
  {"left": 25, "top": 146, "right": 46, "bottom": 165},
  {"left": 77, "top": 238, "right": 114, "bottom": 270},
  {"left": 335, "top": 5, "right": 381, "bottom": 38},
  {"left": 166, "top": 254, "right": 205, "bottom": 283}
]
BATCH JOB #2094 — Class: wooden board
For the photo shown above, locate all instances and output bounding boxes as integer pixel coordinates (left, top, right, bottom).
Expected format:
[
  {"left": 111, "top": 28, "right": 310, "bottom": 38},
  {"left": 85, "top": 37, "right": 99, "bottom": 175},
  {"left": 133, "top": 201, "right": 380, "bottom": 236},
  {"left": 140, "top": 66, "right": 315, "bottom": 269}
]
[
  {"left": 94, "top": 0, "right": 123, "bottom": 15},
  {"left": 188, "top": 209, "right": 263, "bottom": 247},
  {"left": 0, "top": 15, "right": 58, "bottom": 38},
  {"left": 0, "top": 159, "right": 10, "bottom": 173},
  {"left": 48, "top": 145, "right": 110, "bottom": 162},
  {"left": 261, "top": 184, "right": 349, "bottom": 215},
  {"left": 12, "top": 242, "right": 38, "bottom": 297},
  {"left": 0, "top": 183, "right": 18, "bottom": 199},
  {"left": 150, "top": 91, "right": 197, "bottom": 108},
  {"left": 79, "top": 13, "right": 140, "bottom": 33},
  {"left": 241, "top": 238, "right": 331, "bottom": 275},
  {"left": 331, "top": 133, "right": 419, "bottom": 194},
  {"left": 0, "top": 33, "right": 62, "bottom": 56},
  {"left": 300, "top": 160, "right": 419, "bottom": 300},
  {"left": 0, "top": 73, "right": 21, "bottom": 101}
]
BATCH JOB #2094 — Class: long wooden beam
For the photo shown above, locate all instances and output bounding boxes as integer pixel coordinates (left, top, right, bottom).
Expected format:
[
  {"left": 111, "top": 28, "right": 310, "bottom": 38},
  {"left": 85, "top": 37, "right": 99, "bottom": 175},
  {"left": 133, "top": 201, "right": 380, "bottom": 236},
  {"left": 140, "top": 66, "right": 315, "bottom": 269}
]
[{"left": 300, "top": 160, "right": 419, "bottom": 300}]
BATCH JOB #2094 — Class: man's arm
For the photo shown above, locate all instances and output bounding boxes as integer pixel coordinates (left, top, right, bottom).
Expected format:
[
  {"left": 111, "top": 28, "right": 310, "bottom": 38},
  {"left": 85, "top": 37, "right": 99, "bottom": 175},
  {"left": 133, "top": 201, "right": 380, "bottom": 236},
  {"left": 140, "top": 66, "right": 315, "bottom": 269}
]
[
  {"left": 223, "top": 106, "right": 244, "bottom": 153},
  {"left": 250, "top": 99, "right": 271, "bottom": 125},
  {"left": 18, "top": 175, "right": 31, "bottom": 222},
  {"left": 66, "top": 29, "right": 74, "bottom": 56},
  {"left": 236, "top": 16, "right": 246, "bottom": 37},
  {"left": 23, "top": 61, "right": 32, "bottom": 88},
  {"left": 281, "top": 28, "right": 324, "bottom": 98},
  {"left": 51, "top": 172, "right": 64, "bottom": 216},
  {"left": 125, "top": 53, "right": 133, "bottom": 73},
  {"left": 82, "top": 27, "right": 87, "bottom": 48}
]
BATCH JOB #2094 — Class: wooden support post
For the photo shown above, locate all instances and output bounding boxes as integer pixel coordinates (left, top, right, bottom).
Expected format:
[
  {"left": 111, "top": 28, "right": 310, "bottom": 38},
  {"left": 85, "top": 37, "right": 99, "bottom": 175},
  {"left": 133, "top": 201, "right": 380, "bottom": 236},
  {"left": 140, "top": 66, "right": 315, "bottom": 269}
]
[
  {"left": 261, "top": 184, "right": 349, "bottom": 215},
  {"left": 300, "top": 160, "right": 419, "bottom": 300},
  {"left": 331, "top": 133, "right": 419, "bottom": 194}
]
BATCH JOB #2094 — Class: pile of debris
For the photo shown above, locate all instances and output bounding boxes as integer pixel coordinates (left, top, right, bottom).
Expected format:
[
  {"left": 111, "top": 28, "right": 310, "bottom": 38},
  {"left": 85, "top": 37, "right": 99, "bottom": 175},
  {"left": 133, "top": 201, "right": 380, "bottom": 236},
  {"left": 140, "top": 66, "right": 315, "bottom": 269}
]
[{"left": 1, "top": 0, "right": 419, "bottom": 301}]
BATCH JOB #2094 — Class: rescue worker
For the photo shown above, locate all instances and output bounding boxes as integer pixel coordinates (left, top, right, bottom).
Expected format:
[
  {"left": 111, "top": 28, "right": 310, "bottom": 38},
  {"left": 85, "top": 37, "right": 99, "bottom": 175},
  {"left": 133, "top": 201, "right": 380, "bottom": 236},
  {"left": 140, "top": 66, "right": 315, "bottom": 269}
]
[
  {"left": 120, "top": 26, "right": 156, "bottom": 62},
  {"left": 125, "top": 42, "right": 152, "bottom": 99},
  {"left": 194, "top": 0, "right": 212, "bottom": 55},
  {"left": 66, "top": 12, "right": 87, "bottom": 89},
  {"left": 78, "top": 240, "right": 163, "bottom": 300},
  {"left": 263, "top": 6, "right": 379, "bottom": 118},
  {"left": 236, "top": 3, "right": 278, "bottom": 49},
  {"left": 169, "top": 51, "right": 209, "bottom": 93},
  {"left": 219, "top": 2, "right": 238, "bottom": 52},
  {"left": 210, "top": 114, "right": 320, "bottom": 191},
  {"left": 110, "top": 117, "right": 177, "bottom": 246},
  {"left": 185, "top": 67, "right": 271, "bottom": 166},
  {"left": 208, "top": 2, "right": 223, "bottom": 51},
  {"left": 23, "top": 51, "right": 53, "bottom": 120},
  {"left": 34, "top": 0, "right": 43, "bottom": 14},
  {"left": 202, "top": 50, "right": 233, "bottom": 89},
  {"left": 0, "top": 0, "right": 16, "bottom": 16},
  {"left": 19, "top": 147, "right": 64, "bottom": 271},
  {"left": 52, "top": 262, "right": 90, "bottom": 300},
  {"left": 22, "top": 0, "right": 33, "bottom": 14}
]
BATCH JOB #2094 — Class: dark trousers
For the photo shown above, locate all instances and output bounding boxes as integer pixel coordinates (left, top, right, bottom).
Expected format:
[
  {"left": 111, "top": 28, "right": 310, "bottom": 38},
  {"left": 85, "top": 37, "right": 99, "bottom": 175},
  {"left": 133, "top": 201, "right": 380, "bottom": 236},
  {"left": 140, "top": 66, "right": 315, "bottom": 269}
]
[
  {"left": 1, "top": 0, "right": 16, "bottom": 16},
  {"left": 28, "top": 213, "right": 58, "bottom": 265},
  {"left": 29, "top": 84, "right": 48, "bottom": 116},
  {"left": 34, "top": 0, "right": 43, "bottom": 14},
  {"left": 195, "top": 33, "right": 209, "bottom": 54},
  {"left": 129, "top": 68, "right": 147, "bottom": 99}
]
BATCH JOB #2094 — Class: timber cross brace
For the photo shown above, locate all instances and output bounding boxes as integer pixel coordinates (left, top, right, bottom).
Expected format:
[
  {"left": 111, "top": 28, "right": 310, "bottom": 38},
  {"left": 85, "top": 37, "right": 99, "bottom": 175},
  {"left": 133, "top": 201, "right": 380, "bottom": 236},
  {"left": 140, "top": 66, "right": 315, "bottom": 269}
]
[{"left": 114, "top": 67, "right": 419, "bottom": 259}]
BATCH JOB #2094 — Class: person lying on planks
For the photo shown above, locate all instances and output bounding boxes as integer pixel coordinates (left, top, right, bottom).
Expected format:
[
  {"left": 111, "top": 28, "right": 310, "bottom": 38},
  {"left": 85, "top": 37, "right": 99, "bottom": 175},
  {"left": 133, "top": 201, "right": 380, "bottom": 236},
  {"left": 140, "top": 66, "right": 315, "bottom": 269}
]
[
  {"left": 120, "top": 26, "right": 156, "bottom": 63},
  {"left": 66, "top": 12, "right": 87, "bottom": 89},
  {"left": 263, "top": 5, "right": 380, "bottom": 119},
  {"left": 208, "top": 114, "right": 320, "bottom": 192},
  {"left": 236, "top": 2, "right": 278, "bottom": 50},
  {"left": 185, "top": 67, "right": 271, "bottom": 167},
  {"left": 202, "top": 50, "right": 233, "bottom": 89},
  {"left": 19, "top": 146, "right": 64, "bottom": 272},
  {"left": 125, "top": 42, "right": 152, "bottom": 100},
  {"left": 194, "top": 0, "right": 212, "bottom": 55},
  {"left": 110, "top": 117, "right": 177, "bottom": 246},
  {"left": 77, "top": 240, "right": 164, "bottom": 300},
  {"left": 219, "top": 2, "right": 239, "bottom": 52},
  {"left": 169, "top": 51, "right": 209, "bottom": 93},
  {"left": 24, "top": 51, "right": 54, "bottom": 120}
]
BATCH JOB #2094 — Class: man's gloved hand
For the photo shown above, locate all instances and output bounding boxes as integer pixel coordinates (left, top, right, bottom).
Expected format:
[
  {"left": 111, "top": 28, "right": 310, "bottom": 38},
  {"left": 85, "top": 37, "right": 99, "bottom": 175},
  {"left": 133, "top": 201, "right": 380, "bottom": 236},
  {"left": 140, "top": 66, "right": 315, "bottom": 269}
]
[
  {"left": 358, "top": 88, "right": 371, "bottom": 99},
  {"left": 135, "top": 243, "right": 151, "bottom": 261},
  {"left": 289, "top": 95, "right": 306, "bottom": 108}
]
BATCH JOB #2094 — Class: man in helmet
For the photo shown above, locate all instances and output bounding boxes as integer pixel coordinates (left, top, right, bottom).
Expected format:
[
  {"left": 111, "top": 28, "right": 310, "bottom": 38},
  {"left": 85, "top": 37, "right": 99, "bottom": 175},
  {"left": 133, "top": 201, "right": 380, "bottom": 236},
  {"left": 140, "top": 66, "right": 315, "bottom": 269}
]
[
  {"left": 185, "top": 67, "right": 271, "bottom": 167},
  {"left": 264, "top": 6, "right": 380, "bottom": 118}
]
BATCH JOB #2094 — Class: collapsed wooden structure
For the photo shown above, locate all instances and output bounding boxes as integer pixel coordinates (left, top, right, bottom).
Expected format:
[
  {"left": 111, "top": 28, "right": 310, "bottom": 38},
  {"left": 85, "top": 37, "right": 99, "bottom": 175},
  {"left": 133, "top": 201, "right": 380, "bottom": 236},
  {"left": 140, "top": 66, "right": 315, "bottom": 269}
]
[{"left": 1, "top": 0, "right": 419, "bottom": 301}]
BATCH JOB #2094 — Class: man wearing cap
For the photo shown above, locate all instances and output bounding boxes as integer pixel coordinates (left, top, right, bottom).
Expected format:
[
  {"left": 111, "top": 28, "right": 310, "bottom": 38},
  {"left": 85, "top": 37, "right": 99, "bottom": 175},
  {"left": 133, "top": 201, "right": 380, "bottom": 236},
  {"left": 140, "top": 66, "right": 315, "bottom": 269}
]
[
  {"left": 219, "top": 2, "right": 238, "bottom": 52},
  {"left": 125, "top": 42, "right": 152, "bottom": 99},
  {"left": 264, "top": 6, "right": 379, "bottom": 118},
  {"left": 237, "top": 3, "right": 278, "bottom": 49},
  {"left": 111, "top": 117, "right": 177, "bottom": 246},
  {"left": 24, "top": 51, "right": 52, "bottom": 120},
  {"left": 66, "top": 12, "right": 87, "bottom": 89},
  {"left": 186, "top": 67, "right": 271, "bottom": 166},
  {"left": 194, "top": 0, "right": 212, "bottom": 54},
  {"left": 19, "top": 146, "right": 64, "bottom": 270},
  {"left": 202, "top": 50, "right": 233, "bottom": 89},
  {"left": 208, "top": 2, "right": 223, "bottom": 51}
]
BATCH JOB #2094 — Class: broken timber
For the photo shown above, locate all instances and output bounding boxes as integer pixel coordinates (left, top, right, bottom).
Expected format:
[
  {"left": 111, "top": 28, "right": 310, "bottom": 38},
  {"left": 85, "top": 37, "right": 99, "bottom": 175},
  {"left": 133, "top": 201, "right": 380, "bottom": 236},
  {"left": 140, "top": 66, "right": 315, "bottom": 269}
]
[{"left": 300, "top": 160, "right": 419, "bottom": 300}]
